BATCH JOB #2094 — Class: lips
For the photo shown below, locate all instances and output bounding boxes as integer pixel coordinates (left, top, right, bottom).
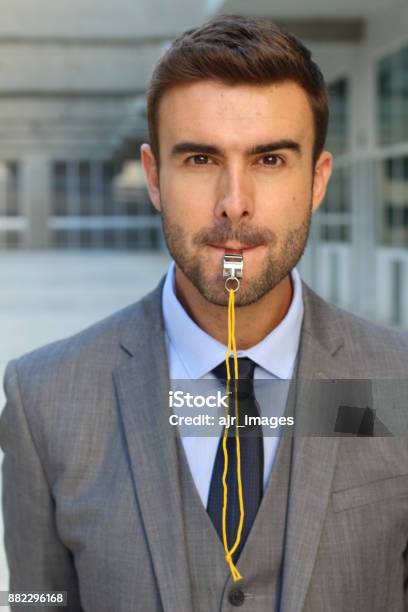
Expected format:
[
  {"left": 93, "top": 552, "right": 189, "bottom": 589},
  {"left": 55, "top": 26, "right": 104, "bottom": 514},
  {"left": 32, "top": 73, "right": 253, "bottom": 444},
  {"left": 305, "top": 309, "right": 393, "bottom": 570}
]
[{"left": 208, "top": 244, "right": 260, "bottom": 253}]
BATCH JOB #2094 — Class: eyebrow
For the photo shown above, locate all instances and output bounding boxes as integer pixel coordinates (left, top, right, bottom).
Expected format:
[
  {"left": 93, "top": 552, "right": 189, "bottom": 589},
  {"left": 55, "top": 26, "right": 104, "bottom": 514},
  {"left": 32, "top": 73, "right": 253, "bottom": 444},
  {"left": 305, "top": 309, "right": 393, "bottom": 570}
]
[{"left": 170, "top": 139, "right": 302, "bottom": 158}]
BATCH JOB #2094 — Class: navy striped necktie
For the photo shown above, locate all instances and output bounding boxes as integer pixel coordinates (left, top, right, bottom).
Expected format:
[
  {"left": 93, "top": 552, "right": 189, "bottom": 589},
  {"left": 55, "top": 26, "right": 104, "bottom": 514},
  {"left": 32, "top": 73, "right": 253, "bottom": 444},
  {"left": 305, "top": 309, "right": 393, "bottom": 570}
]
[{"left": 207, "top": 357, "right": 264, "bottom": 563}]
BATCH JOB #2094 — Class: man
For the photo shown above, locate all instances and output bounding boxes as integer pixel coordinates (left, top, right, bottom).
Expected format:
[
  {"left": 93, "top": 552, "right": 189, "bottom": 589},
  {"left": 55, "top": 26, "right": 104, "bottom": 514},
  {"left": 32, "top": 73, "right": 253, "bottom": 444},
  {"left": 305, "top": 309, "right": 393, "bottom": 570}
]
[{"left": 1, "top": 14, "right": 408, "bottom": 612}]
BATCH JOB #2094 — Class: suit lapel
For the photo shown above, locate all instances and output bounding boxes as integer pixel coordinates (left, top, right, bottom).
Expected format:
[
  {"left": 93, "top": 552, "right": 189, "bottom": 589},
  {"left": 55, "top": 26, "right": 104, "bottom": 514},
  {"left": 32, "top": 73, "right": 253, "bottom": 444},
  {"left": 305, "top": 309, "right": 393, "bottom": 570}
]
[
  {"left": 113, "top": 282, "right": 193, "bottom": 612},
  {"left": 280, "top": 283, "right": 348, "bottom": 612}
]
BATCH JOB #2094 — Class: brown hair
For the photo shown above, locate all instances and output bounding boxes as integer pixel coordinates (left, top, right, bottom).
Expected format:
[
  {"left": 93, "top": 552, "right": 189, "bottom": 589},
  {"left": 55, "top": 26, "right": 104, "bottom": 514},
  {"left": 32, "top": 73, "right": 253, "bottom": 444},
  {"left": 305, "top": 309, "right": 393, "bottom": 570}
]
[{"left": 147, "top": 14, "right": 329, "bottom": 165}]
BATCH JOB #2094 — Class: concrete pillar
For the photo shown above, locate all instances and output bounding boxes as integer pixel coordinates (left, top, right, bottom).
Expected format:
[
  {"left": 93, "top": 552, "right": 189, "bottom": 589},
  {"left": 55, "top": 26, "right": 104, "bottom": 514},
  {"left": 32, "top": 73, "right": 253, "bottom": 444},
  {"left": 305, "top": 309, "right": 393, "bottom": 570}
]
[
  {"left": 22, "top": 155, "right": 51, "bottom": 248},
  {"left": 0, "top": 163, "right": 7, "bottom": 215}
]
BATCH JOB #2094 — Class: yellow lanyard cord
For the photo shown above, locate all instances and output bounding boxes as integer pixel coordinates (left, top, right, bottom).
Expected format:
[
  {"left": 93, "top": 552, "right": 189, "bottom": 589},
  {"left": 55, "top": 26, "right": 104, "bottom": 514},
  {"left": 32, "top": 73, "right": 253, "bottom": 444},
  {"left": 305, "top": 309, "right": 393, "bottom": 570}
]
[{"left": 222, "top": 288, "right": 244, "bottom": 582}]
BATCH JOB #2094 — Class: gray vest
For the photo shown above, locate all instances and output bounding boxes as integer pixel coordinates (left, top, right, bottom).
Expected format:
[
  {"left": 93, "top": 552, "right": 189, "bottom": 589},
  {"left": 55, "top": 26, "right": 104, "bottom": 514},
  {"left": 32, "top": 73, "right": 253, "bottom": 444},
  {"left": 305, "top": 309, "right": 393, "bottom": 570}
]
[{"left": 176, "top": 433, "right": 293, "bottom": 612}]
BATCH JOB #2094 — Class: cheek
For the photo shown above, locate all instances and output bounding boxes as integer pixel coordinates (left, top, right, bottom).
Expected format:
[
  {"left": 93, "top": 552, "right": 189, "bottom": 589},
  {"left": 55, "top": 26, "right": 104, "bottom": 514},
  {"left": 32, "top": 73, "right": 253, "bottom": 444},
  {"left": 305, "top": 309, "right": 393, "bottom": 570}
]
[
  {"left": 267, "top": 169, "right": 311, "bottom": 206},
  {"left": 160, "top": 171, "right": 216, "bottom": 222},
  {"left": 255, "top": 181, "right": 309, "bottom": 226}
]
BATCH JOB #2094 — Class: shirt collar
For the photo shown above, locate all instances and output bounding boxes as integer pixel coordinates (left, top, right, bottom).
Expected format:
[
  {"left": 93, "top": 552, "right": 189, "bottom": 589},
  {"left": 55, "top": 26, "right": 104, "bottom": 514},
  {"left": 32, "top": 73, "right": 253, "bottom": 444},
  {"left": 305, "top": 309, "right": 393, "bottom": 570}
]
[{"left": 162, "top": 261, "right": 304, "bottom": 379}]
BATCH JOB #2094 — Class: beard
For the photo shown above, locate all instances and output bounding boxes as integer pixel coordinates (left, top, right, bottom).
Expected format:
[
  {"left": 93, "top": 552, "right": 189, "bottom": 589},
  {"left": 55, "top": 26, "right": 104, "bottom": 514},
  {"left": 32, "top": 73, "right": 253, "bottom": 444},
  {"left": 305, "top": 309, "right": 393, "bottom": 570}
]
[{"left": 160, "top": 202, "right": 312, "bottom": 307}]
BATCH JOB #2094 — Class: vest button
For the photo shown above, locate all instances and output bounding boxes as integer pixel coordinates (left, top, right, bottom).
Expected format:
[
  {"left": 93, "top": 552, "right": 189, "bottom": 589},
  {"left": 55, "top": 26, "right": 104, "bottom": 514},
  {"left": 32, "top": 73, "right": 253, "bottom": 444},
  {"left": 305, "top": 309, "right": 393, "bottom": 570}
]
[{"left": 228, "top": 588, "right": 245, "bottom": 606}]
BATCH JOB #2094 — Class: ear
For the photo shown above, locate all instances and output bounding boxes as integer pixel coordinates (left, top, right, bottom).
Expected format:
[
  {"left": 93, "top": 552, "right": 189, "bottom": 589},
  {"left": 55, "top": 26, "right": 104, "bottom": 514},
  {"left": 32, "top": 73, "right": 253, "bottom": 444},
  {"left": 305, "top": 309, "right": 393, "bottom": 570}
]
[
  {"left": 311, "top": 150, "right": 333, "bottom": 213},
  {"left": 140, "top": 143, "right": 162, "bottom": 212}
]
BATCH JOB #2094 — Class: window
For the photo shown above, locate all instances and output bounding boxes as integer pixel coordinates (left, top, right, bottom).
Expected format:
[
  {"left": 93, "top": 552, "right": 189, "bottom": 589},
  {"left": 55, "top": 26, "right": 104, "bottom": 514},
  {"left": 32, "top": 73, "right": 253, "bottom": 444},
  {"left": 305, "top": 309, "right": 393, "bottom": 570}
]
[
  {"left": 316, "top": 78, "right": 351, "bottom": 243},
  {"left": 0, "top": 161, "right": 23, "bottom": 249},
  {"left": 377, "top": 45, "right": 408, "bottom": 145},
  {"left": 326, "top": 78, "right": 349, "bottom": 156},
  {"left": 318, "top": 166, "right": 352, "bottom": 243},
  {"left": 378, "top": 155, "right": 408, "bottom": 247},
  {"left": 391, "top": 260, "right": 404, "bottom": 324},
  {"left": 49, "top": 160, "right": 161, "bottom": 250},
  {"left": 52, "top": 162, "right": 68, "bottom": 216},
  {"left": 0, "top": 162, "right": 20, "bottom": 217},
  {"left": 102, "top": 162, "right": 116, "bottom": 216},
  {"left": 79, "top": 161, "right": 92, "bottom": 216}
]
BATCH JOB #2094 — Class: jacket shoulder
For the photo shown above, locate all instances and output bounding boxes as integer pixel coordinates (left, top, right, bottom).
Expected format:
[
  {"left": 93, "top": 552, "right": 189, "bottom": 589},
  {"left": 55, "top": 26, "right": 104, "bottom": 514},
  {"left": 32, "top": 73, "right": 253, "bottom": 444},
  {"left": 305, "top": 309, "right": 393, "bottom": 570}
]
[{"left": 302, "top": 282, "right": 408, "bottom": 375}]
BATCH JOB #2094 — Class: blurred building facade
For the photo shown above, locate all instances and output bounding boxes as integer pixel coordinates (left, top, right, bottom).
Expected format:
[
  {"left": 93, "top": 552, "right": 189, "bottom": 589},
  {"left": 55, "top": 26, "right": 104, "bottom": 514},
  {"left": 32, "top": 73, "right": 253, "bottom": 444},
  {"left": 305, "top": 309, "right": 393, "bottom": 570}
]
[
  {"left": 0, "top": 0, "right": 407, "bottom": 327},
  {"left": 0, "top": 0, "right": 211, "bottom": 251}
]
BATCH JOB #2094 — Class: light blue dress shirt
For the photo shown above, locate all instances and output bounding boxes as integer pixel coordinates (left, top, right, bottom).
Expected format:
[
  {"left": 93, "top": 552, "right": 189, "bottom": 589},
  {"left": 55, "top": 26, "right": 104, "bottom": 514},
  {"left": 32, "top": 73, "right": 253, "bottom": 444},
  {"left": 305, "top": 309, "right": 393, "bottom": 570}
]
[{"left": 161, "top": 261, "right": 304, "bottom": 508}]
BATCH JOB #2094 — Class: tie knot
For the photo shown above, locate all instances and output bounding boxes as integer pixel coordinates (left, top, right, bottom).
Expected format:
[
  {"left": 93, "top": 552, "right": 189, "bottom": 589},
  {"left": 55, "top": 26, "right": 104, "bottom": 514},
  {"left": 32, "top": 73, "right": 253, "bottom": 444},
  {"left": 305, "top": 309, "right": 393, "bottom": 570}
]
[
  {"left": 212, "top": 357, "right": 256, "bottom": 382},
  {"left": 211, "top": 357, "right": 261, "bottom": 434}
]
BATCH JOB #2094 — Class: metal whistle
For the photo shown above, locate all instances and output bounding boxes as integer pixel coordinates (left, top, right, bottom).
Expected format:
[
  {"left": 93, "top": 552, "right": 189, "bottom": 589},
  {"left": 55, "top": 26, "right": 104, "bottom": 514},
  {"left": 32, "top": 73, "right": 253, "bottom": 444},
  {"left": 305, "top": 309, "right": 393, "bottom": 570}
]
[{"left": 223, "top": 253, "right": 243, "bottom": 292}]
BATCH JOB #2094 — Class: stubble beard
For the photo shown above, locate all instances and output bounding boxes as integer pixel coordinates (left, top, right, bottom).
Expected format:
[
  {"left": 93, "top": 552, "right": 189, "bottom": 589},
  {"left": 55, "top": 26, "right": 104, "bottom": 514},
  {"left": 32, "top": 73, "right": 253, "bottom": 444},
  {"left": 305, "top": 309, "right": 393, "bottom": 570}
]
[{"left": 160, "top": 203, "right": 312, "bottom": 307}]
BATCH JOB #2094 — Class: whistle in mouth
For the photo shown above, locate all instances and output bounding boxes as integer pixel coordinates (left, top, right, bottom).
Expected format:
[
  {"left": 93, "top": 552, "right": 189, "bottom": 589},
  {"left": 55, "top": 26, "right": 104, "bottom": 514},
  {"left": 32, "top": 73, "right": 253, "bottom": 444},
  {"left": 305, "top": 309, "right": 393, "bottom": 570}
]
[{"left": 223, "top": 253, "right": 243, "bottom": 292}]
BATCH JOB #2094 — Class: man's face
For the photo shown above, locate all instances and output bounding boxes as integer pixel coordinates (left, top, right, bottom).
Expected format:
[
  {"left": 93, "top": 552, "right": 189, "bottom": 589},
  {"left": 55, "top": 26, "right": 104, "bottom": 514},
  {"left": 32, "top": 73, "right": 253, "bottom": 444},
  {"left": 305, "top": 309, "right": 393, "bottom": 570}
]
[{"left": 142, "top": 80, "right": 332, "bottom": 306}]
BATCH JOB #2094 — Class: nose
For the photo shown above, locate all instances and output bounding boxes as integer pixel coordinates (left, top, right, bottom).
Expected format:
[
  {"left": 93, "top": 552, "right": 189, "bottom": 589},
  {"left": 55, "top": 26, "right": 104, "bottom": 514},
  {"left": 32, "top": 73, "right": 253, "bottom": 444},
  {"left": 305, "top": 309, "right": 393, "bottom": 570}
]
[{"left": 214, "top": 166, "right": 254, "bottom": 225}]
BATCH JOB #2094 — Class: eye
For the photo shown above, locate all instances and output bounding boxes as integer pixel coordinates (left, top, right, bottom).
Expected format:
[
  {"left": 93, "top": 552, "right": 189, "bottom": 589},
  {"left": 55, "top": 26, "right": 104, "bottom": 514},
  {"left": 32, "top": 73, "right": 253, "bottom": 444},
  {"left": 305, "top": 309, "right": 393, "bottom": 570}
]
[
  {"left": 258, "top": 154, "right": 283, "bottom": 167},
  {"left": 186, "top": 154, "right": 213, "bottom": 165}
]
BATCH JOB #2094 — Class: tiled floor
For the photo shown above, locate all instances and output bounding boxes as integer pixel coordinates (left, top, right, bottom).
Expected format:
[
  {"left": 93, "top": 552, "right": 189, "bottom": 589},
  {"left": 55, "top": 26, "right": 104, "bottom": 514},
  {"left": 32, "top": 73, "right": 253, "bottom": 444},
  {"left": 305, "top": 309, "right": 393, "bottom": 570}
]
[{"left": 0, "top": 251, "right": 171, "bottom": 598}]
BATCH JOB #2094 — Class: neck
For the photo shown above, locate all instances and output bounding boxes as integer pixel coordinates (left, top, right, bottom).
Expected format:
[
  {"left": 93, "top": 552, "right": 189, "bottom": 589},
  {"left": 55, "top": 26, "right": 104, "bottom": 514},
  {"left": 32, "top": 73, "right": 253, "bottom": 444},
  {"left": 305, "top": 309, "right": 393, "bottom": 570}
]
[{"left": 174, "top": 267, "right": 294, "bottom": 350}]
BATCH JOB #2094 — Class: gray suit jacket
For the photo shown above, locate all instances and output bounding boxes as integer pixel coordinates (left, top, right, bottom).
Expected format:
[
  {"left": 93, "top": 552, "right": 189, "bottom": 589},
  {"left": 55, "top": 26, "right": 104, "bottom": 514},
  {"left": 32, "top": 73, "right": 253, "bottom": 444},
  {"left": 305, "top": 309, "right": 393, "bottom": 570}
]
[{"left": 1, "top": 279, "right": 408, "bottom": 612}]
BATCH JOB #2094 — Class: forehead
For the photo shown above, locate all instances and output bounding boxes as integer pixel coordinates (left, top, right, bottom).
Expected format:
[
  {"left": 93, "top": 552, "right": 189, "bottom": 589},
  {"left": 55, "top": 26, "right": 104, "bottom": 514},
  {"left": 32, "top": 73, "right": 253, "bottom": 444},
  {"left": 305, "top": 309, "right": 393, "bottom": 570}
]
[{"left": 157, "top": 80, "right": 314, "bottom": 152}]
